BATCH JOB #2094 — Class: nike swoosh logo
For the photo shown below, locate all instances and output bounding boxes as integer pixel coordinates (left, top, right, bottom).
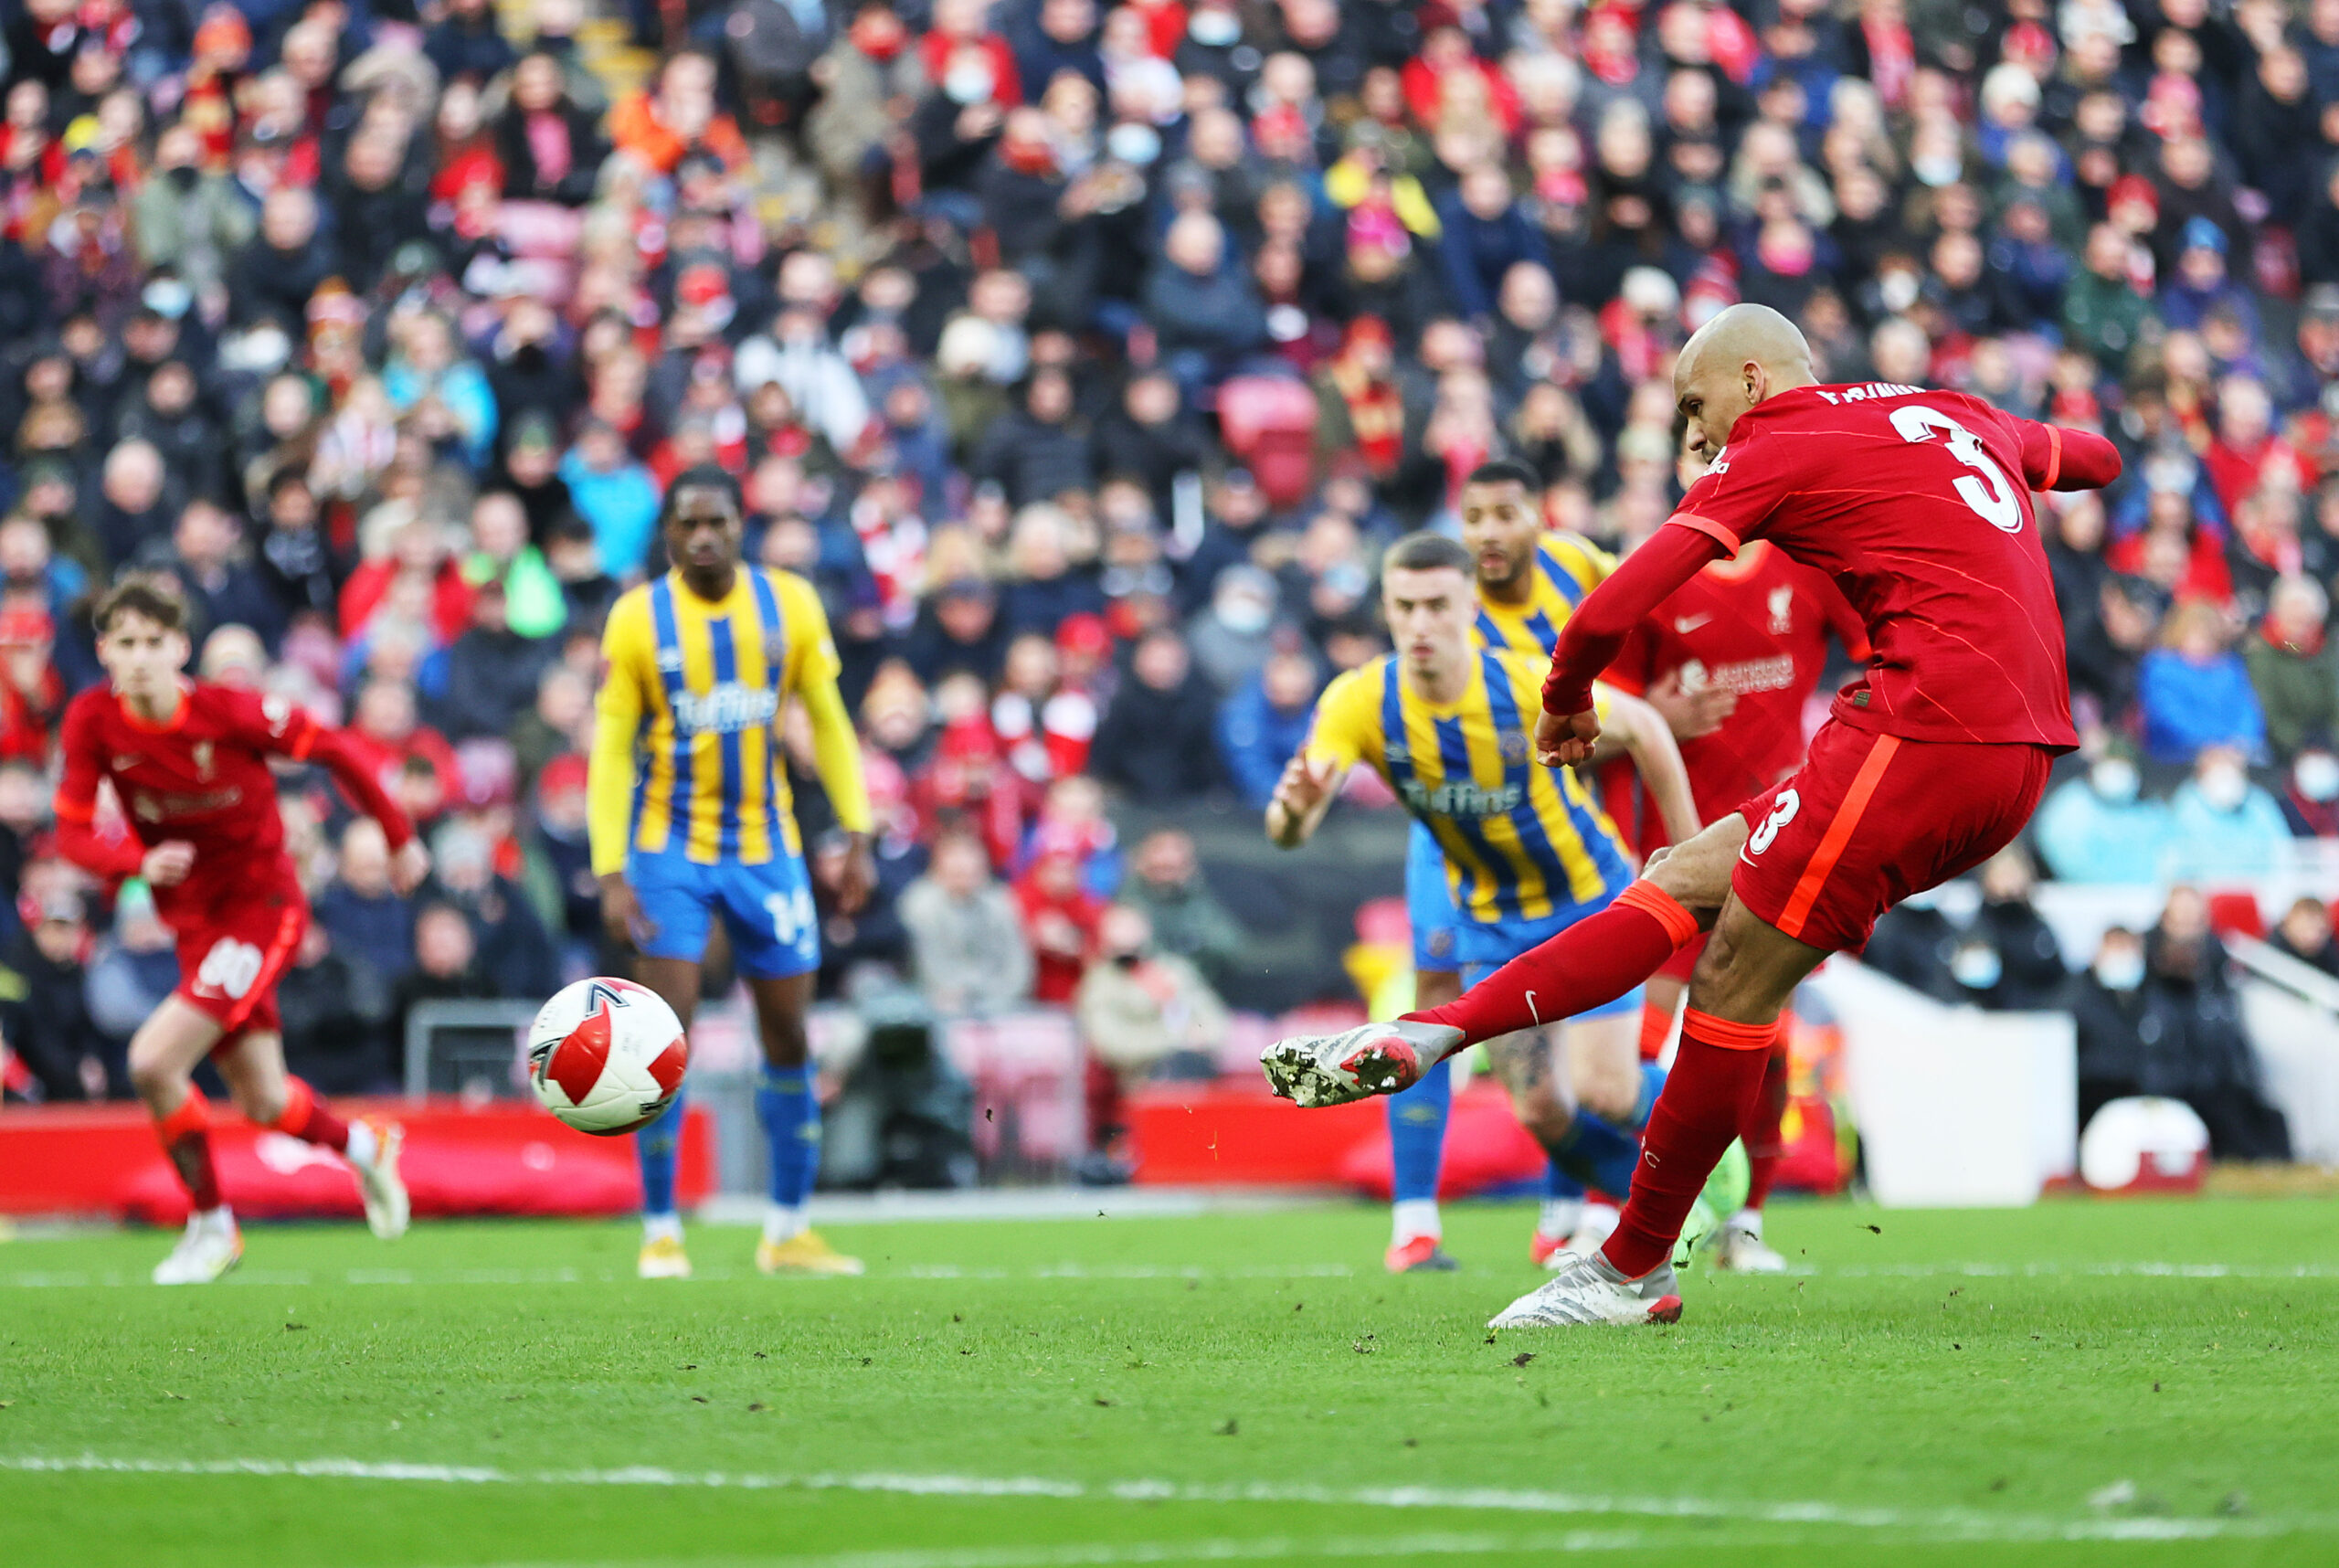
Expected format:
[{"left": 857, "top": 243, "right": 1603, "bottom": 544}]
[
  {"left": 1525, "top": 991, "right": 1540, "bottom": 1024},
  {"left": 1674, "top": 616, "right": 1711, "bottom": 634}
]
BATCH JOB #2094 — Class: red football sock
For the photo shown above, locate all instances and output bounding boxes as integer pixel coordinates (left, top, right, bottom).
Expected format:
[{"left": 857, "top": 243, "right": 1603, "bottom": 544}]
[
  {"left": 1404, "top": 882, "right": 1699, "bottom": 1045},
  {"left": 1601, "top": 1012, "right": 1776, "bottom": 1279},
  {"left": 1636, "top": 999, "right": 1674, "bottom": 1063},
  {"left": 270, "top": 1076, "right": 350, "bottom": 1153},
  {"left": 155, "top": 1088, "right": 224, "bottom": 1213},
  {"left": 1741, "top": 1040, "right": 1791, "bottom": 1213}
]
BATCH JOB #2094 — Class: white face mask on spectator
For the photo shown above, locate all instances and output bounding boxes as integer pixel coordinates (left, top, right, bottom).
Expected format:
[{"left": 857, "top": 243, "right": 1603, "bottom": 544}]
[
  {"left": 2090, "top": 758, "right": 2138, "bottom": 802},
  {"left": 1189, "top": 8, "right": 1239, "bottom": 46},
  {"left": 2094, "top": 949, "right": 2146, "bottom": 991},
  {"left": 2296, "top": 752, "right": 2339, "bottom": 802},
  {"left": 945, "top": 62, "right": 995, "bottom": 103},
  {"left": 2198, "top": 763, "right": 2248, "bottom": 812},
  {"left": 1950, "top": 943, "right": 2002, "bottom": 991},
  {"left": 1107, "top": 122, "right": 1161, "bottom": 165}
]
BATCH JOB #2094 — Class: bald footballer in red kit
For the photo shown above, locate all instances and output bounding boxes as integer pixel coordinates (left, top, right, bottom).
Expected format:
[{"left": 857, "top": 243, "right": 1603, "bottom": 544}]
[{"left": 1260, "top": 304, "right": 2122, "bottom": 1329}]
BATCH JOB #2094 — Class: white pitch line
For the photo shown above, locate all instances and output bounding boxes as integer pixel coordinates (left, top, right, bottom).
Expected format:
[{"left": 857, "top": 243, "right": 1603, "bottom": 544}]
[
  {"left": 0, "top": 1454, "right": 2326, "bottom": 1544},
  {"left": 456, "top": 1528, "right": 1665, "bottom": 1568}
]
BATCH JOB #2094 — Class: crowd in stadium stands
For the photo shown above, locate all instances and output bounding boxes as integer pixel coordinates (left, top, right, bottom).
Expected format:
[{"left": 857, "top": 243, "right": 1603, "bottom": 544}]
[{"left": 2, "top": 0, "right": 2338, "bottom": 1146}]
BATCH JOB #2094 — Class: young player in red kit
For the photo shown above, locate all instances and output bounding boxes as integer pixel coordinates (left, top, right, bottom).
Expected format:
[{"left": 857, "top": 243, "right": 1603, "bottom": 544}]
[
  {"left": 54, "top": 578, "right": 431, "bottom": 1284},
  {"left": 1262, "top": 304, "right": 2122, "bottom": 1327},
  {"left": 1603, "top": 533, "right": 1870, "bottom": 1272}
]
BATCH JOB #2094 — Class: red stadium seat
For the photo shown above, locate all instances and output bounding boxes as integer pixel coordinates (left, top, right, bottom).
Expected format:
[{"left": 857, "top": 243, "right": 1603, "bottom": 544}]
[
  {"left": 1215, "top": 376, "right": 1319, "bottom": 509},
  {"left": 2207, "top": 890, "right": 2265, "bottom": 941}
]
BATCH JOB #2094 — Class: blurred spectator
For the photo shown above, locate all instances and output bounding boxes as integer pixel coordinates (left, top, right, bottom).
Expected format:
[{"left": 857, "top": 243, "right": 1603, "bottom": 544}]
[
  {"left": 2280, "top": 746, "right": 2339, "bottom": 839},
  {"left": 973, "top": 368, "right": 1092, "bottom": 508},
  {"left": 1143, "top": 212, "right": 1266, "bottom": 391},
  {"left": 0, "top": 888, "right": 106, "bottom": 1101},
  {"left": 2270, "top": 895, "right": 2339, "bottom": 979},
  {"left": 435, "top": 580, "right": 554, "bottom": 741},
  {"left": 1965, "top": 849, "right": 2069, "bottom": 1011},
  {"left": 278, "top": 924, "right": 395, "bottom": 1095},
  {"left": 2242, "top": 577, "right": 2339, "bottom": 766},
  {"left": 561, "top": 419, "right": 661, "bottom": 584},
  {"left": 2032, "top": 747, "right": 2175, "bottom": 885},
  {"left": 2137, "top": 601, "right": 2266, "bottom": 765},
  {"left": 905, "top": 577, "right": 1011, "bottom": 686},
  {"left": 899, "top": 831, "right": 1034, "bottom": 1015},
  {"left": 0, "top": 606, "right": 61, "bottom": 761},
  {"left": 1089, "top": 627, "right": 1221, "bottom": 802},
  {"left": 83, "top": 879, "right": 175, "bottom": 1091},
  {"left": 1013, "top": 848, "right": 1104, "bottom": 1004},
  {"left": 2122, "top": 891, "right": 2291, "bottom": 1160},
  {"left": 2164, "top": 745, "right": 2292, "bottom": 881},
  {"left": 1217, "top": 647, "right": 1318, "bottom": 809},
  {"left": 1118, "top": 826, "right": 1245, "bottom": 991},
  {"left": 990, "top": 631, "right": 1095, "bottom": 786},
  {"left": 432, "top": 821, "right": 562, "bottom": 1001},
  {"left": 1187, "top": 564, "right": 1281, "bottom": 694},
  {"left": 1074, "top": 903, "right": 1228, "bottom": 1171},
  {"left": 389, "top": 904, "right": 502, "bottom": 1082},
  {"left": 317, "top": 820, "right": 420, "bottom": 987}
]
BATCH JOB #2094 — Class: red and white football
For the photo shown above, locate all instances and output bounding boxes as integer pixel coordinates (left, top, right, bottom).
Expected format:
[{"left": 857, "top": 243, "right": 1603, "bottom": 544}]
[{"left": 526, "top": 977, "right": 689, "bottom": 1135}]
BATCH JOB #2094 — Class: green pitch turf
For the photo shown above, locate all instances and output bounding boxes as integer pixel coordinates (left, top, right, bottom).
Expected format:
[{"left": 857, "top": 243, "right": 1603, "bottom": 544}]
[{"left": 3, "top": 1195, "right": 2337, "bottom": 1568}]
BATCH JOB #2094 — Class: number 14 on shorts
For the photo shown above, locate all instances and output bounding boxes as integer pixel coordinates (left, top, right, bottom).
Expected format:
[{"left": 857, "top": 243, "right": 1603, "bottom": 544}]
[{"left": 766, "top": 887, "right": 815, "bottom": 944}]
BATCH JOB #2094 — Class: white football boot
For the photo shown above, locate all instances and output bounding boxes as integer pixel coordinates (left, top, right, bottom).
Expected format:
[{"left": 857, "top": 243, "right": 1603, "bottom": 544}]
[
  {"left": 1259, "top": 1019, "right": 1461, "bottom": 1107},
  {"left": 153, "top": 1212, "right": 243, "bottom": 1285},
  {"left": 1489, "top": 1248, "right": 1683, "bottom": 1329},
  {"left": 352, "top": 1121, "right": 409, "bottom": 1240}
]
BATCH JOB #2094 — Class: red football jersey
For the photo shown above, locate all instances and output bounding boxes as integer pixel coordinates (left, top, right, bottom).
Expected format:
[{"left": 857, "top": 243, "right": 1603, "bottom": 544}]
[
  {"left": 1606, "top": 540, "right": 1869, "bottom": 833},
  {"left": 1667, "top": 382, "right": 2082, "bottom": 749},
  {"left": 54, "top": 682, "right": 413, "bottom": 914}
]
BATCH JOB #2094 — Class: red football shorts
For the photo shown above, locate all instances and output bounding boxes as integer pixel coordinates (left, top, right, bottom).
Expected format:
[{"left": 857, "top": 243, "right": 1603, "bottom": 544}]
[
  {"left": 1730, "top": 722, "right": 2055, "bottom": 954},
  {"left": 160, "top": 872, "right": 310, "bottom": 1046}
]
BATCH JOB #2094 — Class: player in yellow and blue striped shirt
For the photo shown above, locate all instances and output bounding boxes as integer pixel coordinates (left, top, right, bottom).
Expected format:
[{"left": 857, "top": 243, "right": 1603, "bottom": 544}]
[
  {"left": 590, "top": 466, "right": 874, "bottom": 1282},
  {"left": 1267, "top": 531, "right": 1701, "bottom": 1270}
]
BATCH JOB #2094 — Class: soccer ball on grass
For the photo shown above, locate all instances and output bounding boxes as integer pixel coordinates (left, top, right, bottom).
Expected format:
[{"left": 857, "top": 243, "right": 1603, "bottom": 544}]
[{"left": 526, "top": 977, "right": 688, "bottom": 1135}]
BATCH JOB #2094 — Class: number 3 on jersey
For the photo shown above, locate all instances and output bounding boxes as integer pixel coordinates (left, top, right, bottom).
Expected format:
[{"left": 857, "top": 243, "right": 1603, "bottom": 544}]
[{"left": 1889, "top": 405, "right": 2020, "bottom": 533}]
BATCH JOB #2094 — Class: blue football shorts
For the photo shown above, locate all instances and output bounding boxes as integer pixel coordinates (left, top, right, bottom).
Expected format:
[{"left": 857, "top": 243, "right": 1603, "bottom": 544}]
[{"left": 628, "top": 848, "right": 820, "bottom": 980}]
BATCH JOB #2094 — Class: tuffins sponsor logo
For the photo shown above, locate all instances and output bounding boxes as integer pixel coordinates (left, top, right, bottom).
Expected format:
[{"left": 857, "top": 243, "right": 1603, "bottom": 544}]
[
  {"left": 1398, "top": 778, "right": 1523, "bottom": 819},
  {"left": 671, "top": 682, "right": 780, "bottom": 736}
]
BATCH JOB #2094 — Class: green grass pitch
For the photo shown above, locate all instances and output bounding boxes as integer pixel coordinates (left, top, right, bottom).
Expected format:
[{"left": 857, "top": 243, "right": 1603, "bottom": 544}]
[{"left": 3, "top": 1194, "right": 2337, "bottom": 1567}]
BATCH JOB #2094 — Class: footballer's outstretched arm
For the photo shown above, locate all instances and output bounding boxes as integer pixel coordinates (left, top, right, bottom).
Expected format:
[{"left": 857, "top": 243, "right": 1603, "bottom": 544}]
[
  {"left": 1583, "top": 685, "right": 1702, "bottom": 845},
  {"left": 234, "top": 694, "right": 427, "bottom": 890},
  {"left": 1539, "top": 525, "right": 1728, "bottom": 762},
  {"left": 2015, "top": 419, "right": 2122, "bottom": 493}
]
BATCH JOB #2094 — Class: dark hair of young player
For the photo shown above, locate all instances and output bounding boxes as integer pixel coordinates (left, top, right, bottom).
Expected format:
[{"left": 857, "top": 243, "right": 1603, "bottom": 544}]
[
  {"left": 1382, "top": 531, "right": 1476, "bottom": 577},
  {"left": 1462, "top": 457, "right": 1542, "bottom": 493},
  {"left": 93, "top": 574, "right": 190, "bottom": 636},
  {"left": 660, "top": 463, "right": 746, "bottom": 526}
]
